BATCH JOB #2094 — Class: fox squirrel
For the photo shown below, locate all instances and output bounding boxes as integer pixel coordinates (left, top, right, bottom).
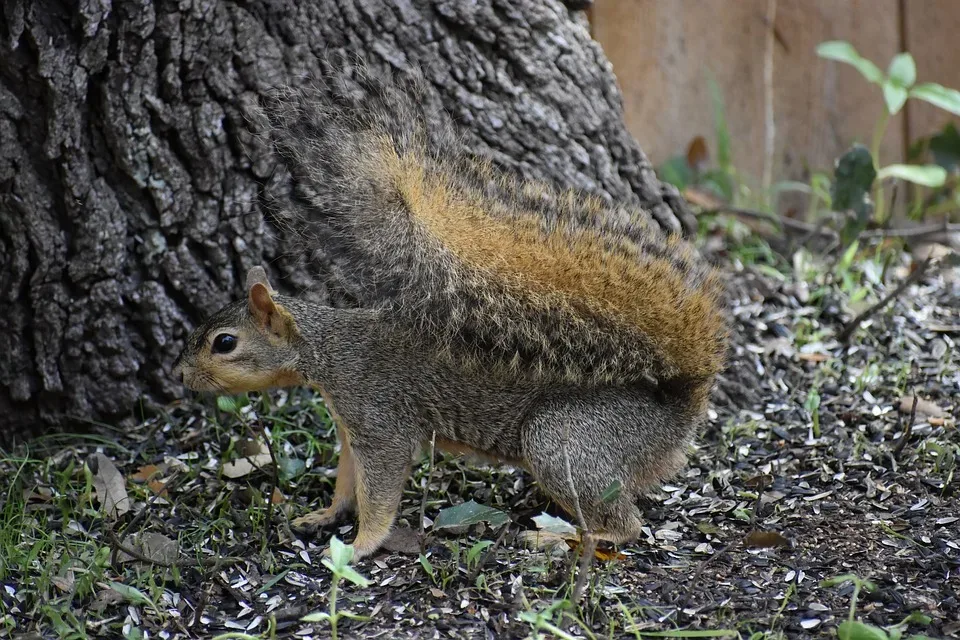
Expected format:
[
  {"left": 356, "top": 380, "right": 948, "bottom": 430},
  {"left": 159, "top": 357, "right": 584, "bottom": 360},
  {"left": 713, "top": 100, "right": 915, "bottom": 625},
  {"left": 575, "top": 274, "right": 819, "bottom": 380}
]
[{"left": 173, "top": 64, "right": 728, "bottom": 560}]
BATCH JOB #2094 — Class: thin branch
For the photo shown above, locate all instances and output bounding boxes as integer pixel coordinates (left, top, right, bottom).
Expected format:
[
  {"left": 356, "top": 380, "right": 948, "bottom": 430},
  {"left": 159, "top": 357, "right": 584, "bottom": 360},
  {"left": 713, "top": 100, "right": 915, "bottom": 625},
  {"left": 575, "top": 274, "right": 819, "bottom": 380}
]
[
  {"left": 418, "top": 431, "right": 437, "bottom": 554},
  {"left": 572, "top": 534, "right": 598, "bottom": 603},
  {"left": 687, "top": 537, "right": 742, "bottom": 596},
  {"left": 107, "top": 530, "right": 245, "bottom": 569},
  {"left": 561, "top": 419, "right": 595, "bottom": 602},
  {"left": 466, "top": 522, "right": 511, "bottom": 585},
  {"left": 250, "top": 416, "right": 281, "bottom": 547},
  {"left": 701, "top": 206, "right": 838, "bottom": 239},
  {"left": 702, "top": 204, "right": 960, "bottom": 245},
  {"left": 837, "top": 256, "right": 935, "bottom": 343},
  {"left": 859, "top": 219, "right": 960, "bottom": 240},
  {"left": 893, "top": 393, "right": 919, "bottom": 460}
]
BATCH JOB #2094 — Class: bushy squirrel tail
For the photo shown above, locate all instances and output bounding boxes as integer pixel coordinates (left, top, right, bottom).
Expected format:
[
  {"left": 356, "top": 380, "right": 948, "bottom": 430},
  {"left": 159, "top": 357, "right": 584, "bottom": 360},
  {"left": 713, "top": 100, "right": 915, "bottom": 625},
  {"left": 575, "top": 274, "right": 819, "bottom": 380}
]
[{"left": 257, "top": 61, "right": 728, "bottom": 388}]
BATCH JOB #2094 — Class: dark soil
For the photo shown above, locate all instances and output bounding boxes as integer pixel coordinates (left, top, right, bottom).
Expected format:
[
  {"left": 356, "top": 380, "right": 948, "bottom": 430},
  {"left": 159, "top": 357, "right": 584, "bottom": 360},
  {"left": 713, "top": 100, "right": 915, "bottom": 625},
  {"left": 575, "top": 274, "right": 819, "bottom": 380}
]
[{"left": 2, "top": 249, "right": 958, "bottom": 639}]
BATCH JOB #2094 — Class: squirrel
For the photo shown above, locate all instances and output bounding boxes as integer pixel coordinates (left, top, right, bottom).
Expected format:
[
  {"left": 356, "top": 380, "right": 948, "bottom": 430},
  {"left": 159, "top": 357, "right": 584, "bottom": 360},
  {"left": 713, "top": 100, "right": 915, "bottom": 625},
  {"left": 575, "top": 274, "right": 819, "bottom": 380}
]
[{"left": 172, "top": 63, "right": 728, "bottom": 560}]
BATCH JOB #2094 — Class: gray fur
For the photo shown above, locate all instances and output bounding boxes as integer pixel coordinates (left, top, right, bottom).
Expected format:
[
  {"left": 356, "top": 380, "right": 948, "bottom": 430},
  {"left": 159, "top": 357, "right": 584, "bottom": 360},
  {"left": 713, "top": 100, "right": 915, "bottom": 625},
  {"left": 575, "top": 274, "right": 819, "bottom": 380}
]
[
  {"left": 280, "top": 296, "right": 702, "bottom": 544},
  {"left": 253, "top": 61, "right": 728, "bottom": 389}
]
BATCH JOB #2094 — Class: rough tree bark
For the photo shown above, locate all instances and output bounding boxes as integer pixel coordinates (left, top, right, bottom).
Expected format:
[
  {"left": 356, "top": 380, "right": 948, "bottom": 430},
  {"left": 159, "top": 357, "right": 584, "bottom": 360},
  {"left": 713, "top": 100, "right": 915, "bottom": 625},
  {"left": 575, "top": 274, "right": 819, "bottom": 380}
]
[{"left": 0, "top": 0, "right": 693, "bottom": 441}]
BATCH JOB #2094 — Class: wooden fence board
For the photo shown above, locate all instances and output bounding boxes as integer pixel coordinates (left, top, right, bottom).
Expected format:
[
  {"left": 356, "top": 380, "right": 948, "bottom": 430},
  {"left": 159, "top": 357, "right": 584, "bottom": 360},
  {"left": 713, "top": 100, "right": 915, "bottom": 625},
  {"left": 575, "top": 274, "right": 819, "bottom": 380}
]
[
  {"left": 903, "top": 1, "right": 960, "bottom": 145},
  {"left": 591, "top": 0, "right": 903, "bottom": 188}
]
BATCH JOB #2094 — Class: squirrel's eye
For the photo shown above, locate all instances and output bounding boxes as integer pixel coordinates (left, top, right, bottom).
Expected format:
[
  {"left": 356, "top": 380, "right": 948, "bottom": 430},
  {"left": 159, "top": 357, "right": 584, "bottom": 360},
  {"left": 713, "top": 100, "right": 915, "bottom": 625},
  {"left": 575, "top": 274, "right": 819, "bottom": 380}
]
[{"left": 212, "top": 333, "right": 237, "bottom": 354}]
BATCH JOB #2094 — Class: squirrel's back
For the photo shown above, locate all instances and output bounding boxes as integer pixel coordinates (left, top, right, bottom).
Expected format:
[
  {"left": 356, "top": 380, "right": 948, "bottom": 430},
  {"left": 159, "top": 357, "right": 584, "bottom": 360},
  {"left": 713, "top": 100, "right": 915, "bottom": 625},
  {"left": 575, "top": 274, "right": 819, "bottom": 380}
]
[{"left": 257, "top": 61, "right": 728, "bottom": 388}]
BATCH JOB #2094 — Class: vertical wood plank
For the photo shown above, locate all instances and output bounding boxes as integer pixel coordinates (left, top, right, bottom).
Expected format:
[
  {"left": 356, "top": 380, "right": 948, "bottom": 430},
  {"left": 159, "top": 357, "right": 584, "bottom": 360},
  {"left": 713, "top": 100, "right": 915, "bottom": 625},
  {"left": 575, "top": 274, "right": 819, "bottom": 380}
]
[
  {"left": 591, "top": 0, "right": 902, "bottom": 187},
  {"left": 903, "top": 1, "right": 960, "bottom": 144}
]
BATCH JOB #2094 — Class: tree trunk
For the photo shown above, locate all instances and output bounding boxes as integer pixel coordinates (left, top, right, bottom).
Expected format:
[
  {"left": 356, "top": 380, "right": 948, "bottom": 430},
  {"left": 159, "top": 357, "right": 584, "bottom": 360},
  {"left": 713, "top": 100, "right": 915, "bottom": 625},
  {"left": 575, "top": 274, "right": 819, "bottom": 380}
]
[{"left": 0, "top": 0, "right": 693, "bottom": 441}]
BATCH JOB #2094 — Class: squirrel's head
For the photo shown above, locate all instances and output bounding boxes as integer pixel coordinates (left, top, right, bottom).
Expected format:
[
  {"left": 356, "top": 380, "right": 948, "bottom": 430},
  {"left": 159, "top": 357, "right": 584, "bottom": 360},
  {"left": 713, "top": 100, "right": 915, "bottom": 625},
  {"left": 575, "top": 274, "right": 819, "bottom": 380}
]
[{"left": 172, "top": 266, "right": 306, "bottom": 394}]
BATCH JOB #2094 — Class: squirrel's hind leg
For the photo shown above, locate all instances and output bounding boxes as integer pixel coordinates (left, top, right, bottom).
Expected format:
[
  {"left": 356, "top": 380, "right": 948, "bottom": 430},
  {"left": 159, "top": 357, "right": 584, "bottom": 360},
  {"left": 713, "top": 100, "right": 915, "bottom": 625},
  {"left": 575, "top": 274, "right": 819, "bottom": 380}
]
[{"left": 521, "top": 388, "right": 696, "bottom": 545}]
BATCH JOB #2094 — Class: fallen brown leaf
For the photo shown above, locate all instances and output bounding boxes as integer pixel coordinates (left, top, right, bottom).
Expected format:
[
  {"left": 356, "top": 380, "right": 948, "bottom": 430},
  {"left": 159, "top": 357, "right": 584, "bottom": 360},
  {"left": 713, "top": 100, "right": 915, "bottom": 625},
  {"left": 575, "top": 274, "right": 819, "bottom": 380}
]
[
  {"left": 87, "top": 453, "right": 131, "bottom": 518},
  {"left": 744, "top": 530, "right": 792, "bottom": 549},
  {"left": 899, "top": 395, "right": 945, "bottom": 418},
  {"left": 594, "top": 547, "right": 627, "bottom": 562},
  {"left": 686, "top": 136, "right": 709, "bottom": 171},
  {"left": 51, "top": 571, "right": 75, "bottom": 593},
  {"left": 130, "top": 464, "right": 164, "bottom": 483},
  {"left": 381, "top": 526, "right": 422, "bottom": 554},
  {"left": 222, "top": 453, "right": 273, "bottom": 479},
  {"left": 115, "top": 532, "right": 180, "bottom": 565},
  {"left": 518, "top": 530, "right": 574, "bottom": 553}
]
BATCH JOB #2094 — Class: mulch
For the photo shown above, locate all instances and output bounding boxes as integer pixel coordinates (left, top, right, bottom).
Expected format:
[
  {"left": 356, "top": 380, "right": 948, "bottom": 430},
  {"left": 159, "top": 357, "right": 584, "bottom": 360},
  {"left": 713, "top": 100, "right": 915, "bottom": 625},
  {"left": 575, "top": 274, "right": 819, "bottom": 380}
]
[{"left": 3, "top": 252, "right": 958, "bottom": 639}]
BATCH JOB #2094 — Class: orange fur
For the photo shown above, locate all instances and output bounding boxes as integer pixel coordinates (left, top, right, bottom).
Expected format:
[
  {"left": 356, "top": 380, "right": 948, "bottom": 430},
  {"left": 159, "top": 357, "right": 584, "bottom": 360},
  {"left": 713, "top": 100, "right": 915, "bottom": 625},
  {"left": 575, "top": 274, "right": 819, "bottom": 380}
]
[{"left": 381, "top": 148, "right": 726, "bottom": 380}]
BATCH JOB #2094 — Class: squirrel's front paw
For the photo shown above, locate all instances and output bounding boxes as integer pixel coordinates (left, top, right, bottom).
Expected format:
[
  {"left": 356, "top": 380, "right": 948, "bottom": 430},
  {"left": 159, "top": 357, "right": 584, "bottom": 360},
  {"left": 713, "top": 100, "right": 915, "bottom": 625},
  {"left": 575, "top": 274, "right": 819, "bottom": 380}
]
[{"left": 292, "top": 507, "right": 343, "bottom": 532}]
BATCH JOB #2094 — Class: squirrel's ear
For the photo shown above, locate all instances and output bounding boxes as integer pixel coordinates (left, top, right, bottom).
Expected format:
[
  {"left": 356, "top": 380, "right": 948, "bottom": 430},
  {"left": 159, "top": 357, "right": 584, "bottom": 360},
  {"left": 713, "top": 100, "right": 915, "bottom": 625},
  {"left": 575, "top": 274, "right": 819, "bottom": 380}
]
[
  {"left": 246, "top": 266, "right": 276, "bottom": 294},
  {"left": 248, "top": 282, "right": 298, "bottom": 339}
]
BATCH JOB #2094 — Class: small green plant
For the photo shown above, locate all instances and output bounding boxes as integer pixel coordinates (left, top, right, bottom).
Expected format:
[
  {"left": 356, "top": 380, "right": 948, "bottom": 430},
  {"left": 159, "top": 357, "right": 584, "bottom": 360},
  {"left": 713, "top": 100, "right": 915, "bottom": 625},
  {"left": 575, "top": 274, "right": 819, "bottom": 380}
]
[
  {"left": 817, "top": 42, "right": 960, "bottom": 173},
  {"left": 821, "top": 574, "right": 935, "bottom": 640},
  {"left": 817, "top": 41, "right": 960, "bottom": 235},
  {"left": 302, "top": 537, "right": 371, "bottom": 640},
  {"left": 659, "top": 74, "right": 742, "bottom": 205},
  {"left": 519, "top": 599, "right": 580, "bottom": 640}
]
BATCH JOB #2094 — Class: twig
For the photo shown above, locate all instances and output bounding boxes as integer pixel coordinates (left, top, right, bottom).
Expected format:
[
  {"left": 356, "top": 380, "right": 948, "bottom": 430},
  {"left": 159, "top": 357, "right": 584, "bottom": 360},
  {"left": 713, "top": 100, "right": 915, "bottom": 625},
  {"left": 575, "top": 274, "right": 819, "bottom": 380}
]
[
  {"left": 419, "top": 431, "right": 437, "bottom": 555},
  {"left": 701, "top": 206, "right": 838, "bottom": 240},
  {"left": 572, "top": 534, "right": 598, "bottom": 603},
  {"left": 893, "top": 393, "right": 919, "bottom": 460},
  {"left": 466, "top": 522, "right": 511, "bottom": 585},
  {"left": 106, "top": 530, "right": 246, "bottom": 569},
  {"left": 191, "top": 588, "right": 209, "bottom": 629},
  {"left": 561, "top": 419, "right": 595, "bottom": 602},
  {"left": 859, "top": 219, "right": 960, "bottom": 240},
  {"left": 837, "top": 256, "right": 935, "bottom": 342},
  {"left": 687, "top": 537, "right": 742, "bottom": 597},
  {"left": 250, "top": 416, "right": 281, "bottom": 547},
  {"left": 702, "top": 205, "right": 960, "bottom": 245}
]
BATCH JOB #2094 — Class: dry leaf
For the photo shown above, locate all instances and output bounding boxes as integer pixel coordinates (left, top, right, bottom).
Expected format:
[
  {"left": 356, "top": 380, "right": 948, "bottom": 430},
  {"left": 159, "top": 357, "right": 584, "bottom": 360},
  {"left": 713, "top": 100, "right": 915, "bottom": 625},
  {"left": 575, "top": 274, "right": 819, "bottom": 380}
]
[
  {"left": 115, "top": 532, "right": 180, "bottom": 565},
  {"left": 899, "top": 395, "right": 944, "bottom": 418},
  {"left": 913, "top": 242, "right": 954, "bottom": 263},
  {"left": 87, "top": 453, "right": 131, "bottom": 518},
  {"left": 381, "top": 526, "right": 421, "bottom": 554},
  {"left": 51, "top": 571, "right": 75, "bottom": 593},
  {"left": 147, "top": 479, "right": 169, "bottom": 498},
  {"left": 683, "top": 187, "right": 725, "bottom": 211},
  {"left": 130, "top": 464, "right": 164, "bottom": 483},
  {"left": 236, "top": 437, "right": 268, "bottom": 457},
  {"left": 594, "top": 547, "right": 627, "bottom": 562},
  {"left": 222, "top": 453, "right": 273, "bottom": 479},
  {"left": 744, "top": 530, "right": 792, "bottom": 549},
  {"left": 518, "top": 530, "right": 574, "bottom": 553},
  {"left": 797, "top": 353, "right": 830, "bottom": 363},
  {"left": 686, "top": 136, "right": 709, "bottom": 171},
  {"left": 89, "top": 585, "right": 126, "bottom": 612}
]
